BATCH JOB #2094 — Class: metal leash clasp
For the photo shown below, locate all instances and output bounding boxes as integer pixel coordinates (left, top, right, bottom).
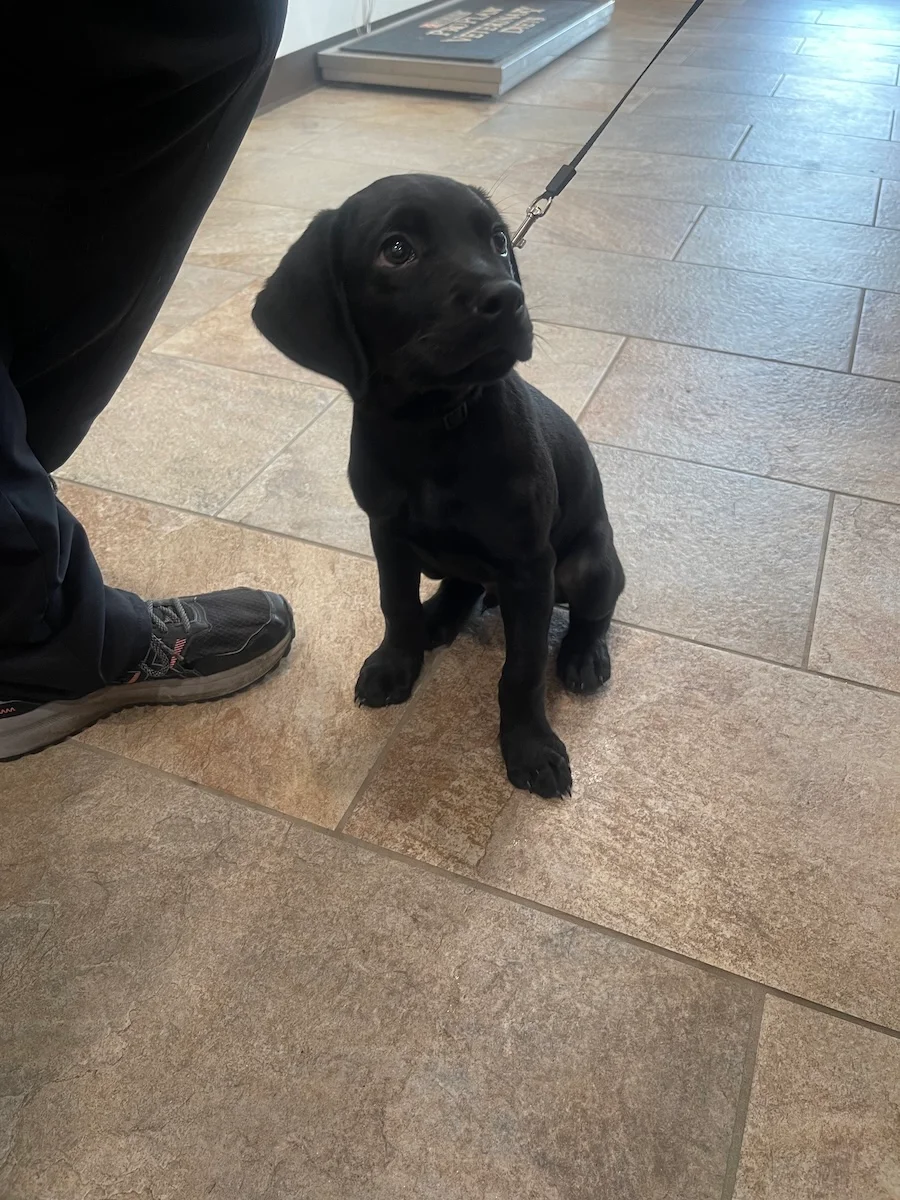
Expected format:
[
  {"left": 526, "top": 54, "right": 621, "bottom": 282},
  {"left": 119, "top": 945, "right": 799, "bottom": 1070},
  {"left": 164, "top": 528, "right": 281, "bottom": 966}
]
[{"left": 511, "top": 193, "right": 553, "bottom": 249}]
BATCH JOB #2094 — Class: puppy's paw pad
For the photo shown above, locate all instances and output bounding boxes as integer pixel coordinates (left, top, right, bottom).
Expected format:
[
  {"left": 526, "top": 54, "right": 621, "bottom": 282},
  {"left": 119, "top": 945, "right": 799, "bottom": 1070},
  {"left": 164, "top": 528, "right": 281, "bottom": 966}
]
[
  {"left": 503, "top": 736, "right": 572, "bottom": 799},
  {"left": 557, "top": 637, "right": 611, "bottom": 695},
  {"left": 355, "top": 649, "right": 422, "bottom": 708}
]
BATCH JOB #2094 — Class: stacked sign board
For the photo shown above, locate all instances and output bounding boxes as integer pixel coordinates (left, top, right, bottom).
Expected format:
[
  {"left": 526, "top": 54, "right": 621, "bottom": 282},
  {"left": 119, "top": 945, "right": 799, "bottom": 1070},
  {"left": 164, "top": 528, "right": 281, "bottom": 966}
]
[{"left": 318, "top": 1, "right": 615, "bottom": 97}]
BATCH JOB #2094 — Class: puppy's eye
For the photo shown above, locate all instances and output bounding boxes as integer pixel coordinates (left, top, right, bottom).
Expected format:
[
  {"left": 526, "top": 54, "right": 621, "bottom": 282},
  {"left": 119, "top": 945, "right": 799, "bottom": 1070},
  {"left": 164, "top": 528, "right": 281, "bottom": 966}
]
[
  {"left": 378, "top": 235, "right": 416, "bottom": 267},
  {"left": 492, "top": 230, "right": 510, "bottom": 257}
]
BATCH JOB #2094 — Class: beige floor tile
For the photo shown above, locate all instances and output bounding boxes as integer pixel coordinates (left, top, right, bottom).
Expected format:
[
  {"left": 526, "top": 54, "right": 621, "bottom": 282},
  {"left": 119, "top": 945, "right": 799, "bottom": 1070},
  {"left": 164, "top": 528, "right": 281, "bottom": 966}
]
[
  {"left": 712, "top": 4, "right": 820, "bottom": 18},
  {"left": 712, "top": 2, "right": 819, "bottom": 17},
  {"left": 738, "top": 123, "right": 900, "bottom": 179},
  {"left": 634, "top": 87, "right": 894, "bottom": 137},
  {"left": 346, "top": 623, "right": 900, "bottom": 1026},
  {"left": 236, "top": 121, "right": 317, "bottom": 155},
  {"left": 289, "top": 85, "right": 497, "bottom": 133},
  {"left": 504, "top": 73, "right": 649, "bottom": 112},
  {"left": 505, "top": 147, "right": 879, "bottom": 224},
  {"left": 570, "top": 32, "right": 694, "bottom": 61},
  {"left": 221, "top": 325, "right": 623, "bottom": 551},
  {"left": 593, "top": 445, "right": 828, "bottom": 662},
  {"left": 55, "top": 484, "right": 402, "bottom": 825},
  {"left": 683, "top": 46, "right": 899, "bottom": 84},
  {"left": 877, "top": 178, "right": 900, "bottom": 227},
  {"left": 300, "top": 127, "right": 571, "bottom": 187},
  {"left": 60, "top": 356, "right": 332, "bottom": 514},
  {"left": 519, "top": 240, "right": 861, "bottom": 370},
  {"left": 152, "top": 284, "right": 339, "bottom": 390},
  {"left": 248, "top": 105, "right": 344, "bottom": 135},
  {"left": 221, "top": 399, "right": 367, "bottom": 554},
  {"left": 474, "top": 106, "right": 749, "bottom": 156},
  {"left": 815, "top": 5, "right": 900, "bottom": 30},
  {"left": 503, "top": 188, "right": 703, "bottom": 258},
  {"left": 220, "top": 150, "right": 387, "bottom": 211},
  {"left": 0, "top": 741, "right": 756, "bottom": 1200},
  {"left": 607, "top": 17, "right": 716, "bottom": 41},
  {"left": 679, "top": 207, "right": 900, "bottom": 293},
  {"left": 775, "top": 73, "right": 900, "bottom": 111},
  {"left": 733, "top": 999, "right": 900, "bottom": 1200},
  {"left": 558, "top": 57, "right": 782, "bottom": 94},
  {"left": 700, "top": 16, "right": 888, "bottom": 41},
  {"left": 518, "top": 323, "right": 624, "bottom": 417},
  {"left": 808, "top": 496, "right": 900, "bottom": 691},
  {"left": 580, "top": 339, "right": 900, "bottom": 503},
  {"left": 144, "top": 263, "right": 255, "bottom": 345},
  {"left": 853, "top": 289, "right": 900, "bottom": 380},
  {"left": 677, "top": 31, "right": 806, "bottom": 53},
  {"left": 801, "top": 35, "right": 900, "bottom": 63},
  {"left": 788, "top": 22, "right": 900, "bottom": 49},
  {"left": 777, "top": 72, "right": 900, "bottom": 106},
  {"left": 185, "top": 195, "right": 312, "bottom": 276}
]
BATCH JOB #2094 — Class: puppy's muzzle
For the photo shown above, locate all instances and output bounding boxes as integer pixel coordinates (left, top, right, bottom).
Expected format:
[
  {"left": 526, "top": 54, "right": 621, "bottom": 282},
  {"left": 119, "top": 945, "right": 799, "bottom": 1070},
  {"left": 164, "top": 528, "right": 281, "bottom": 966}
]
[{"left": 475, "top": 279, "right": 525, "bottom": 322}]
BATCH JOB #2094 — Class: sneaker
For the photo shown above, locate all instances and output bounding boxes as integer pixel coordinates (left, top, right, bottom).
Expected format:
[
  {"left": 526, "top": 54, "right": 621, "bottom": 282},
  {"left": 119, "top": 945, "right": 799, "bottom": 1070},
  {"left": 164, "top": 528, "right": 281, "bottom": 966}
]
[{"left": 0, "top": 588, "right": 294, "bottom": 762}]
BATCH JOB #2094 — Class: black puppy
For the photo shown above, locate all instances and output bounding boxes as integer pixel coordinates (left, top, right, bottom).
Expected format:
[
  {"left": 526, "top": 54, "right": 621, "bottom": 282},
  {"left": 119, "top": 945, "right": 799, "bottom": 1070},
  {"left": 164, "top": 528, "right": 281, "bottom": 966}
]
[{"left": 253, "top": 174, "right": 624, "bottom": 798}]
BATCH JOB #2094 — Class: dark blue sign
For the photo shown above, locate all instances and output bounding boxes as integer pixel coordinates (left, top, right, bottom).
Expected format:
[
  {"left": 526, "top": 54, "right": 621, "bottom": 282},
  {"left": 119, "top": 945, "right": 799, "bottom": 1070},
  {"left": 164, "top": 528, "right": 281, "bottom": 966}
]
[{"left": 346, "top": 2, "right": 596, "bottom": 63}]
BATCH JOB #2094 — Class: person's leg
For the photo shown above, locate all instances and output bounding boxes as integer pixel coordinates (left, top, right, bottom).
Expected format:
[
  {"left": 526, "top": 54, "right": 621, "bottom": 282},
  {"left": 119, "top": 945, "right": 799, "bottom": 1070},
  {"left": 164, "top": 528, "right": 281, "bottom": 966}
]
[
  {"left": 7, "top": 0, "right": 289, "bottom": 470},
  {"left": 0, "top": 1, "right": 292, "bottom": 759},
  {"left": 0, "top": 366, "right": 150, "bottom": 701}
]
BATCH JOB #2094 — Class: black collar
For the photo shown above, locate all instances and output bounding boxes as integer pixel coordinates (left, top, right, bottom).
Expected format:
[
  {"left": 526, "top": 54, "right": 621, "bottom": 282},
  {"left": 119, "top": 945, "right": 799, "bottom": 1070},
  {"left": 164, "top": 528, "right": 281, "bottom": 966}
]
[{"left": 441, "top": 400, "right": 468, "bottom": 431}]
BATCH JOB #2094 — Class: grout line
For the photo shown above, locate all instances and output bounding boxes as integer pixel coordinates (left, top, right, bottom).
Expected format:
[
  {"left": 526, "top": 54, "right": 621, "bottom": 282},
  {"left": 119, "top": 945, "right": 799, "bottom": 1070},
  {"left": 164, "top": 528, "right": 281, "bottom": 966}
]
[
  {"left": 572, "top": 336, "right": 629, "bottom": 423},
  {"left": 801, "top": 492, "right": 835, "bottom": 670},
  {"left": 583, "top": 434, "right": 900, "bottom": 507},
  {"left": 633, "top": 236, "right": 871, "bottom": 292},
  {"left": 212, "top": 391, "right": 342, "bottom": 517},
  {"left": 891, "top": 109, "right": 898, "bottom": 140},
  {"left": 610, "top": 614, "right": 900, "bottom": 698},
  {"left": 537, "top": 180, "right": 887, "bottom": 232},
  {"left": 873, "top": 176, "right": 885, "bottom": 227},
  {"left": 75, "top": 738, "right": 900, "bottom": 1041},
  {"left": 846, "top": 285, "right": 869, "bottom": 374},
  {"left": 150, "top": 343, "right": 342, "bottom": 393},
  {"left": 728, "top": 123, "right": 753, "bottom": 160},
  {"left": 334, "top": 650, "right": 446, "bottom": 834},
  {"left": 719, "top": 991, "right": 765, "bottom": 1200},
  {"left": 300, "top": 131, "right": 896, "bottom": 188},
  {"left": 511, "top": 318, "right": 888, "bottom": 384},
  {"left": 671, "top": 203, "right": 707, "bottom": 260},
  {"left": 54, "top": 477, "right": 377, "bottom": 563}
]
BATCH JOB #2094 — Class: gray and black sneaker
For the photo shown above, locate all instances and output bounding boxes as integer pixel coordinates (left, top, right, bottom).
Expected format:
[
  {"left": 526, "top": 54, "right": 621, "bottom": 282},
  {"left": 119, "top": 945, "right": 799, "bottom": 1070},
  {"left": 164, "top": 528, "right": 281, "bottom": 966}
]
[{"left": 0, "top": 588, "right": 294, "bottom": 762}]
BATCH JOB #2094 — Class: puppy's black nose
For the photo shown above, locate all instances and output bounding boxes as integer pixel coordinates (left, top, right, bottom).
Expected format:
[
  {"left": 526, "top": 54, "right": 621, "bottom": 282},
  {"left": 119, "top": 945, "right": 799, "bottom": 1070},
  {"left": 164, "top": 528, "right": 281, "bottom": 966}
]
[{"left": 475, "top": 280, "right": 524, "bottom": 320}]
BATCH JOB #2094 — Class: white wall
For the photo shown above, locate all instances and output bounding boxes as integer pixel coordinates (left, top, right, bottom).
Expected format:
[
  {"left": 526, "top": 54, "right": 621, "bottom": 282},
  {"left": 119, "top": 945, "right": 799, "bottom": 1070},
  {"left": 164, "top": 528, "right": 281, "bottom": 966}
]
[{"left": 278, "top": 0, "right": 427, "bottom": 57}]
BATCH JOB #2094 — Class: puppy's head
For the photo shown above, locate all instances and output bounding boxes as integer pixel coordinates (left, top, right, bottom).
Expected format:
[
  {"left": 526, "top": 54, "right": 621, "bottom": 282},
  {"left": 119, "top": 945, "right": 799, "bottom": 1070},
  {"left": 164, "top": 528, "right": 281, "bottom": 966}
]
[{"left": 253, "top": 174, "right": 532, "bottom": 404}]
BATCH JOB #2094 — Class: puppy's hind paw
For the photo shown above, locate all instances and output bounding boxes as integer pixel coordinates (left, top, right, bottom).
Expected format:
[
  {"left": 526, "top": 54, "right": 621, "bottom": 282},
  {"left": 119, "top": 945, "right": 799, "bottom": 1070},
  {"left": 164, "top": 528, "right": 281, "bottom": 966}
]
[
  {"left": 557, "top": 633, "right": 611, "bottom": 695},
  {"left": 502, "top": 732, "right": 572, "bottom": 799},
  {"left": 355, "top": 646, "right": 422, "bottom": 708}
]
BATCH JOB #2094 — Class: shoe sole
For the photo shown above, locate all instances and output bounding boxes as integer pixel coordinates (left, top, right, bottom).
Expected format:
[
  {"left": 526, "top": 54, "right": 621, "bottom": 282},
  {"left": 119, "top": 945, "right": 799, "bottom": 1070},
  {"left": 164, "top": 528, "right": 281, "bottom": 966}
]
[{"left": 0, "top": 631, "right": 294, "bottom": 763}]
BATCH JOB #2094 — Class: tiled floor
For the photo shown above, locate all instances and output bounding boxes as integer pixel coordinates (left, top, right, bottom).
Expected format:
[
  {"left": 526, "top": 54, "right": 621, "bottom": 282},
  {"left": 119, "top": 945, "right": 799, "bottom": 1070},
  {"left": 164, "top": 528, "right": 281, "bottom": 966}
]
[{"left": 4, "top": 0, "right": 900, "bottom": 1195}]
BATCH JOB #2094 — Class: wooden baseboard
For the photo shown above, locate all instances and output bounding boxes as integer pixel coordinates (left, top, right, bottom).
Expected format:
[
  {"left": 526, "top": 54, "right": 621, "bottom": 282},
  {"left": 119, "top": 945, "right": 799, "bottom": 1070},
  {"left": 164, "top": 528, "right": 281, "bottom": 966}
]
[{"left": 259, "top": 0, "right": 438, "bottom": 112}]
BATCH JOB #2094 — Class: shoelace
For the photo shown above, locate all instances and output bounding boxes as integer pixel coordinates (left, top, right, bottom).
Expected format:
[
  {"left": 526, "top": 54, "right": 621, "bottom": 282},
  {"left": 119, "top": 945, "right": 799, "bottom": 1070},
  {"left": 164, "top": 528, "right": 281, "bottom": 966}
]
[{"left": 140, "top": 597, "right": 193, "bottom": 679}]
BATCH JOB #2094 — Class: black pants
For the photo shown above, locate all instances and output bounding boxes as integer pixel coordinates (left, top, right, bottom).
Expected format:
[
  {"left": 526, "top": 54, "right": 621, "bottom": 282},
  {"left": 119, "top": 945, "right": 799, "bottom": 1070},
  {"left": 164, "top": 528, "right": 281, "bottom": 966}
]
[{"left": 0, "top": 1, "right": 287, "bottom": 702}]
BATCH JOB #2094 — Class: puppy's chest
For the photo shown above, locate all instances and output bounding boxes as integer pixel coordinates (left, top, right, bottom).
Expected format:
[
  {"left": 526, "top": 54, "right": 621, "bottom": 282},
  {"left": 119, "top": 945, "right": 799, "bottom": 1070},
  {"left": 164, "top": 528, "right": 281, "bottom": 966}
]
[{"left": 409, "top": 477, "right": 471, "bottom": 529}]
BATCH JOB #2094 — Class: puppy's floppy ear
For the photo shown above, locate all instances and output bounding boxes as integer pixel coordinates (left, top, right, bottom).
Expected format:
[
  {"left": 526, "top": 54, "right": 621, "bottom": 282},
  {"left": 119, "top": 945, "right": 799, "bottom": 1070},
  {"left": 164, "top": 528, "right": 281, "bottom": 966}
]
[{"left": 252, "top": 208, "right": 368, "bottom": 398}]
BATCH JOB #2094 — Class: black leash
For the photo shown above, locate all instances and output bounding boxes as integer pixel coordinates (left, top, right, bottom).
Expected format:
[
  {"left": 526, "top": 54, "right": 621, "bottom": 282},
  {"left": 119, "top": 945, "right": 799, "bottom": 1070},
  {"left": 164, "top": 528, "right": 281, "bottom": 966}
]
[{"left": 511, "top": 0, "right": 709, "bottom": 248}]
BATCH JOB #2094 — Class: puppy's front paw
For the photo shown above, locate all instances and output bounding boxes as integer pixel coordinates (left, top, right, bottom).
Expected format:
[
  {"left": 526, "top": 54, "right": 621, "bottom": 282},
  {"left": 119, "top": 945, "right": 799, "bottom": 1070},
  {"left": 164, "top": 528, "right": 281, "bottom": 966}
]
[
  {"left": 557, "top": 633, "right": 611, "bottom": 694},
  {"left": 502, "top": 729, "right": 572, "bottom": 799},
  {"left": 355, "top": 645, "right": 423, "bottom": 708}
]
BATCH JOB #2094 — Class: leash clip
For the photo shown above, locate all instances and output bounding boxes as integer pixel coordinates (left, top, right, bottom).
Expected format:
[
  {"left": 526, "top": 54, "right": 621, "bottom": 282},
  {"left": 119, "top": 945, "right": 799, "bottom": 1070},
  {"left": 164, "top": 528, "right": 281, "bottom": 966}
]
[{"left": 511, "top": 193, "right": 553, "bottom": 249}]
